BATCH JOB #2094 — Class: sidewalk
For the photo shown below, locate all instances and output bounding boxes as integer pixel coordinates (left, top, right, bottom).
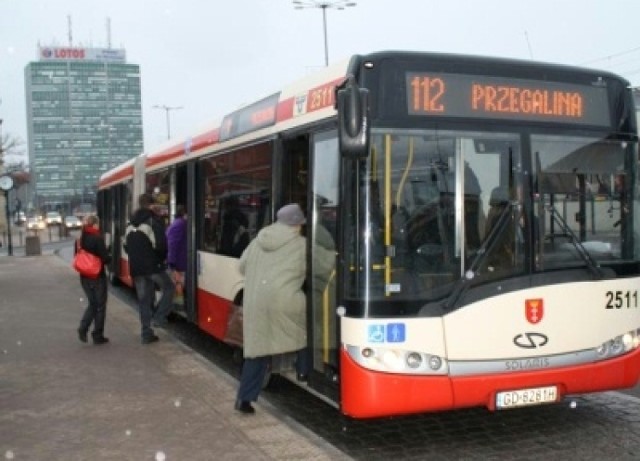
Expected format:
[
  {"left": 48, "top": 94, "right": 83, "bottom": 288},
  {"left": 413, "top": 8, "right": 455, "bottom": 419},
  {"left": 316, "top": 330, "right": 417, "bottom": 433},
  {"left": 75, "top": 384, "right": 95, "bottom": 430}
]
[{"left": 0, "top": 254, "right": 349, "bottom": 460}]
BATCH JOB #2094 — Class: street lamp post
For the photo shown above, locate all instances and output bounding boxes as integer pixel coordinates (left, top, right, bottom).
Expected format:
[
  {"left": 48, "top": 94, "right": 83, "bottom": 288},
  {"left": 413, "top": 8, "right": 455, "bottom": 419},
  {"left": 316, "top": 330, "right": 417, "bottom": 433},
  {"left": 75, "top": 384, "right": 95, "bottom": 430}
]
[
  {"left": 153, "top": 105, "right": 183, "bottom": 140},
  {"left": 292, "top": 1, "right": 357, "bottom": 67}
]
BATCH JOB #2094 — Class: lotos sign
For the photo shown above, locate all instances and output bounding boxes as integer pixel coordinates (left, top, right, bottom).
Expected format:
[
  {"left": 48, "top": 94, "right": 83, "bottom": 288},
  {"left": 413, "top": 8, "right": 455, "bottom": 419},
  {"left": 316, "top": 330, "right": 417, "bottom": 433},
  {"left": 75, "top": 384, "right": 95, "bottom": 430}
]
[
  {"left": 39, "top": 47, "right": 126, "bottom": 63},
  {"left": 41, "top": 47, "right": 86, "bottom": 60}
]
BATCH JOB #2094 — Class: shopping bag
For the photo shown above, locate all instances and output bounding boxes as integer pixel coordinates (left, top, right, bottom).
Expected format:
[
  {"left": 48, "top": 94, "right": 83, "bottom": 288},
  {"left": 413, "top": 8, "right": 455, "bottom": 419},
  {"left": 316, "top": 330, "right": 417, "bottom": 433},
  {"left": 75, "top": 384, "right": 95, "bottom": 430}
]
[
  {"left": 72, "top": 246, "right": 101, "bottom": 278},
  {"left": 224, "top": 304, "right": 243, "bottom": 347}
]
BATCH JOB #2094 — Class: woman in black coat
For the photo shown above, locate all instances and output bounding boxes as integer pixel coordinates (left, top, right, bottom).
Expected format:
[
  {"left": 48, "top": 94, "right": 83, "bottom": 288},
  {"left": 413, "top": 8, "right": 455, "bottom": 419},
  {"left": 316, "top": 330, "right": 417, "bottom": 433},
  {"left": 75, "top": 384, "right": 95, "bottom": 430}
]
[{"left": 77, "top": 215, "right": 111, "bottom": 345}]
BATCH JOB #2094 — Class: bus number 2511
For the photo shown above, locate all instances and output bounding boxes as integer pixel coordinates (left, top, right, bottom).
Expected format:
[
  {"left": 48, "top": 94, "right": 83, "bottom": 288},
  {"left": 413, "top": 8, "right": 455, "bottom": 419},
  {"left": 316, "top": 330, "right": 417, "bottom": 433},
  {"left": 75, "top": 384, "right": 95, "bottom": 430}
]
[{"left": 605, "top": 290, "right": 639, "bottom": 309}]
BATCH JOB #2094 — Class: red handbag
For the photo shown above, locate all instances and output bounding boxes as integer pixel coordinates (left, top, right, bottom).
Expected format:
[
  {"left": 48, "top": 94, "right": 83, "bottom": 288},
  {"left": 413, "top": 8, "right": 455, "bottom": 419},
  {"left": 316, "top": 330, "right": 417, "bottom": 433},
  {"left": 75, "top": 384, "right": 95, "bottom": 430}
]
[{"left": 72, "top": 240, "right": 102, "bottom": 279}]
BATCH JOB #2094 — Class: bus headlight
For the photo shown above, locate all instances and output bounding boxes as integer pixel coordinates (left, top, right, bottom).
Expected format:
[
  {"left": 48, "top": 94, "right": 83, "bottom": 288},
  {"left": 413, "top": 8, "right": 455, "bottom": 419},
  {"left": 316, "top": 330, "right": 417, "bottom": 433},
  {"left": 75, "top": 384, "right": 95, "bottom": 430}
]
[
  {"left": 346, "top": 345, "right": 448, "bottom": 375},
  {"left": 596, "top": 342, "right": 608, "bottom": 358},
  {"left": 362, "top": 347, "right": 374, "bottom": 358},
  {"left": 595, "top": 328, "right": 640, "bottom": 360},
  {"left": 428, "top": 355, "right": 443, "bottom": 371},
  {"left": 382, "top": 350, "right": 403, "bottom": 370},
  {"left": 610, "top": 337, "right": 625, "bottom": 355},
  {"left": 406, "top": 352, "right": 423, "bottom": 369}
]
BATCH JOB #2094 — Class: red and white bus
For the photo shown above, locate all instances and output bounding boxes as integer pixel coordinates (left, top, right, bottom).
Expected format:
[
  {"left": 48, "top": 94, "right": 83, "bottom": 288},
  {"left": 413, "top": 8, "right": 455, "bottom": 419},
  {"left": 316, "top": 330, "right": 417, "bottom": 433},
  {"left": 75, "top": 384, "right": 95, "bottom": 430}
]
[{"left": 98, "top": 51, "right": 640, "bottom": 418}]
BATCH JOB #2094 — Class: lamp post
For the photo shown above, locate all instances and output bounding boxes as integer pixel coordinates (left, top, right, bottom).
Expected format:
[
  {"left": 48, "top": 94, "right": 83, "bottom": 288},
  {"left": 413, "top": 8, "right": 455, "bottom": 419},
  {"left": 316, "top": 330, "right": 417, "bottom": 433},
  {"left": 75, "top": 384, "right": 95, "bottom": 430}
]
[
  {"left": 153, "top": 105, "right": 183, "bottom": 140},
  {"left": 292, "top": 1, "right": 357, "bottom": 67}
]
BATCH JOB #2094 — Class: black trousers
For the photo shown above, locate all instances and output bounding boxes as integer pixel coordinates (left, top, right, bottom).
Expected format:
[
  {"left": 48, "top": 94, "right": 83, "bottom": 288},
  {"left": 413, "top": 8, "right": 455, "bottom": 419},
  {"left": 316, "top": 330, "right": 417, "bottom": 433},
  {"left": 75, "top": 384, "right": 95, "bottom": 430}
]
[{"left": 79, "top": 275, "right": 108, "bottom": 338}]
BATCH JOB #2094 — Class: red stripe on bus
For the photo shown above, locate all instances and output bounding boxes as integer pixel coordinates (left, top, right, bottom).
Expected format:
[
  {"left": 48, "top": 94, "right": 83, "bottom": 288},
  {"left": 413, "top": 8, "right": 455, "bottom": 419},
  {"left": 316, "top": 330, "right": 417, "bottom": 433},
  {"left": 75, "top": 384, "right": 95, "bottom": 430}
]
[
  {"left": 277, "top": 98, "right": 294, "bottom": 122},
  {"left": 146, "top": 128, "right": 221, "bottom": 168},
  {"left": 196, "top": 288, "right": 233, "bottom": 342},
  {"left": 146, "top": 145, "right": 183, "bottom": 167},
  {"left": 98, "top": 165, "right": 134, "bottom": 188},
  {"left": 192, "top": 128, "right": 220, "bottom": 151}
]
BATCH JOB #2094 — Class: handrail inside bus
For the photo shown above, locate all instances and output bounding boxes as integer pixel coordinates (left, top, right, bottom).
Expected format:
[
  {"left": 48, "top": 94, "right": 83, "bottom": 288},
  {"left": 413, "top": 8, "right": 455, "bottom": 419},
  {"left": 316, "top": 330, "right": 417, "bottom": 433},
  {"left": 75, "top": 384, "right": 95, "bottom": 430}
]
[{"left": 384, "top": 135, "right": 392, "bottom": 296}]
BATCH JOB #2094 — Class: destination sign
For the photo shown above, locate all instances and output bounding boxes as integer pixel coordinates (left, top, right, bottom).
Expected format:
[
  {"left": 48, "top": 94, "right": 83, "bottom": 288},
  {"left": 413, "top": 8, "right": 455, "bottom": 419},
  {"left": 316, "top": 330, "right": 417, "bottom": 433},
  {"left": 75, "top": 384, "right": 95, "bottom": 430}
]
[
  {"left": 406, "top": 72, "right": 610, "bottom": 126},
  {"left": 220, "top": 93, "right": 280, "bottom": 142}
]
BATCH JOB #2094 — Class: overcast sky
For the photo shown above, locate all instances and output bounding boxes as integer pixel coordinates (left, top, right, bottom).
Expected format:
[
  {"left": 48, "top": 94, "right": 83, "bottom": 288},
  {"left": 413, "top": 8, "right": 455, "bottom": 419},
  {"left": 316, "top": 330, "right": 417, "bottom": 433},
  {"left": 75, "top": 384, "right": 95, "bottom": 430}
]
[{"left": 2, "top": 0, "right": 640, "bottom": 164}]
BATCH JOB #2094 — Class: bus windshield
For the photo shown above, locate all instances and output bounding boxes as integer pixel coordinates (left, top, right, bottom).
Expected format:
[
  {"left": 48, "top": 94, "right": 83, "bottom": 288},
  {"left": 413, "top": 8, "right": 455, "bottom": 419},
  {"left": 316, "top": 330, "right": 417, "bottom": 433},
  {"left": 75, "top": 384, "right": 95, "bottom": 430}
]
[
  {"left": 534, "top": 135, "right": 638, "bottom": 269},
  {"left": 343, "top": 129, "right": 639, "bottom": 315}
]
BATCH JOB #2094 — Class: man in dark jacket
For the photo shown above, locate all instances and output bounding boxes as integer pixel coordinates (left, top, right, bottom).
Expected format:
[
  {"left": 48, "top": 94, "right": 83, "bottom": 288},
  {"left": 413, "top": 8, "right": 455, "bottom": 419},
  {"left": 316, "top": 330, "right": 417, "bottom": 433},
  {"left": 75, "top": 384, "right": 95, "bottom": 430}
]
[{"left": 125, "top": 193, "right": 175, "bottom": 344}]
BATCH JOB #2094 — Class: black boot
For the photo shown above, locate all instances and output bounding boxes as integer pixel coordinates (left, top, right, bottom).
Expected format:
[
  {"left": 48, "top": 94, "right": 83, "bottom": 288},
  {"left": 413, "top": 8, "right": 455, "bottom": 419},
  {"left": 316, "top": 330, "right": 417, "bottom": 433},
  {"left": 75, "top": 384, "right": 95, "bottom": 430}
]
[
  {"left": 234, "top": 400, "right": 255, "bottom": 414},
  {"left": 92, "top": 333, "right": 109, "bottom": 345}
]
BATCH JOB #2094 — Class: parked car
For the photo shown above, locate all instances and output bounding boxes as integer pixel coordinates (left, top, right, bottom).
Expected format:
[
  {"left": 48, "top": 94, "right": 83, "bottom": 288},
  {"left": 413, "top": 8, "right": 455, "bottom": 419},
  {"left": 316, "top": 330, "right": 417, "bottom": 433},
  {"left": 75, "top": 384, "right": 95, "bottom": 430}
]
[
  {"left": 14, "top": 211, "right": 26, "bottom": 225},
  {"left": 64, "top": 215, "right": 83, "bottom": 230},
  {"left": 27, "top": 217, "right": 46, "bottom": 230},
  {"left": 45, "top": 211, "right": 63, "bottom": 226}
]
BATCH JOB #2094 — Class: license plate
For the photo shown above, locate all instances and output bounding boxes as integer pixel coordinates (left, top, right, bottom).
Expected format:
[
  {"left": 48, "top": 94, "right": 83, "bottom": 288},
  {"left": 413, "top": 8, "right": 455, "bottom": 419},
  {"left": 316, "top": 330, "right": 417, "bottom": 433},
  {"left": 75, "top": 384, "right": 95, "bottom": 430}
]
[{"left": 495, "top": 385, "right": 558, "bottom": 409}]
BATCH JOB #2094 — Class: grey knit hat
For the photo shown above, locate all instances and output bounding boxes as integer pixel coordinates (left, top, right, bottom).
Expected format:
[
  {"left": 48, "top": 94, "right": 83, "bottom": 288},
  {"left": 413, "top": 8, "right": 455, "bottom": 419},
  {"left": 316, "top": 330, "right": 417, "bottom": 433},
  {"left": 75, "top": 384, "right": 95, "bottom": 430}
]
[{"left": 276, "top": 203, "right": 306, "bottom": 226}]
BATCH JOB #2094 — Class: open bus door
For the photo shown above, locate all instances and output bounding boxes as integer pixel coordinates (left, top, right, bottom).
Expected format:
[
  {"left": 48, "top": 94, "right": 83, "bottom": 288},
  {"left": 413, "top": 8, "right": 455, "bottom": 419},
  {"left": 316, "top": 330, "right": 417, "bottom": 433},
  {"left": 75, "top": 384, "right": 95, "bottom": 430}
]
[
  {"left": 106, "top": 183, "right": 130, "bottom": 286},
  {"left": 275, "top": 130, "right": 342, "bottom": 401},
  {"left": 308, "top": 130, "right": 341, "bottom": 401}
]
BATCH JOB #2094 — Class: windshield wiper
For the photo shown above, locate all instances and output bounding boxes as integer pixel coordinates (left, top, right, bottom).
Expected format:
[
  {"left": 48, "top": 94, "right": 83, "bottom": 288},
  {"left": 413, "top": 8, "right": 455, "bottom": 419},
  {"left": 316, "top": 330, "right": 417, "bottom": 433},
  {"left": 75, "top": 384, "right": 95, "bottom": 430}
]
[
  {"left": 545, "top": 204, "right": 604, "bottom": 279},
  {"left": 443, "top": 200, "right": 516, "bottom": 311}
]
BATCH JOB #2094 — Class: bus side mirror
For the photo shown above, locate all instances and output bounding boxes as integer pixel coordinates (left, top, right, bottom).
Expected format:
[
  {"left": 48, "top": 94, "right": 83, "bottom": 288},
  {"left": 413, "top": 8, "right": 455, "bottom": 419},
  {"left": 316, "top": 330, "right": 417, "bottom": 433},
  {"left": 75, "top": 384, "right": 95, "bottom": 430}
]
[{"left": 336, "top": 76, "right": 370, "bottom": 159}]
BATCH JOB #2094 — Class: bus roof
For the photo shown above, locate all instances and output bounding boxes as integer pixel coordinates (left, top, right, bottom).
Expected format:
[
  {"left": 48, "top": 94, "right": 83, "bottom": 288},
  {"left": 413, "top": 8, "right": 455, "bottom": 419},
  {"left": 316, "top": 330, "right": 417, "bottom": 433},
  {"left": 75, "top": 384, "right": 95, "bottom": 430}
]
[
  {"left": 99, "top": 50, "right": 633, "bottom": 190},
  {"left": 98, "top": 58, "right": 350, "bottom": 189}
]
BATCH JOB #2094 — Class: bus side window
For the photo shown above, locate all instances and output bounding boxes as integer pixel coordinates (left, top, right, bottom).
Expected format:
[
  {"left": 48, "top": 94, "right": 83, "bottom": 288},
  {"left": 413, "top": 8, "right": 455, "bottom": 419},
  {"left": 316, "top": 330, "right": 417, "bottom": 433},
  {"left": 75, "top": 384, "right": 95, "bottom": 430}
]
[{"left": 218, "top": 196, "right": 250, "bottom": 258}]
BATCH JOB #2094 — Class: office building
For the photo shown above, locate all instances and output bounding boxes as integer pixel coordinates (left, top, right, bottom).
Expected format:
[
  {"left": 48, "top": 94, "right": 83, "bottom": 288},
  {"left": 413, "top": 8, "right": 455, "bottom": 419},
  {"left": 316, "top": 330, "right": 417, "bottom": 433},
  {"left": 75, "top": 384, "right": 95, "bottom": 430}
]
[{"left": 24, "top": 45, "right": 143, "bottom": 211}]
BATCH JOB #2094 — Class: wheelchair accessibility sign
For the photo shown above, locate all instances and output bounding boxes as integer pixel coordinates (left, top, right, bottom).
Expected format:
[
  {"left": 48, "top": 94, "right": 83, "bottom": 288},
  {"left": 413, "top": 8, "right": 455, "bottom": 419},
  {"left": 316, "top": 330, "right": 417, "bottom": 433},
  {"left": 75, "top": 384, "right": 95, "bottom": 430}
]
[{"left": 368, "top": 323, "right": 406, "bottom": 343}]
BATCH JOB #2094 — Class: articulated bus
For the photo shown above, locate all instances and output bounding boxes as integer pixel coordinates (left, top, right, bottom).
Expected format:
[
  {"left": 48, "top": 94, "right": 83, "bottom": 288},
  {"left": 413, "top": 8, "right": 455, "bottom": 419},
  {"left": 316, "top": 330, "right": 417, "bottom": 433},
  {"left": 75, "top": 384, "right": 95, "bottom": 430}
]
[{"left": 98, "top": 51, "right": 640, "bottom": 418}]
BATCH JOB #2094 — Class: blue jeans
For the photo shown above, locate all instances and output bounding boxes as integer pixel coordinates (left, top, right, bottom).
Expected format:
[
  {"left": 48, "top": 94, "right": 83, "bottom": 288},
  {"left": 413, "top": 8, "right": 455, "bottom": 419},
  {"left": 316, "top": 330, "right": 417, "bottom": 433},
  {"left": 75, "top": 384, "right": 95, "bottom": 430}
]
[
  {"left": 236, "top": 349, "right": 309, "bottom": 403},
  {"left": 134, "top": 275, "right": 155, "bottom": 340},
  {"left": 134, "top": 271, "right": 175, "bottom": 339},
  {"left": 151, "top": 271, "right": 175, "bottom": 323},
  {"left": 236, "top": 356, "right": 270, "bottom": 403}
]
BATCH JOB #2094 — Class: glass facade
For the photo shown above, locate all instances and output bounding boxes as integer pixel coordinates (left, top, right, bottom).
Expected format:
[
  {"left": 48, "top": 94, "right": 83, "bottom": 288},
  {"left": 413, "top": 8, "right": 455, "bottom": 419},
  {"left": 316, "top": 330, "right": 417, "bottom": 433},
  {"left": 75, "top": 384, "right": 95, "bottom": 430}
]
[{"left": 25, "top": 50, "right": 142, "bottom": 210}]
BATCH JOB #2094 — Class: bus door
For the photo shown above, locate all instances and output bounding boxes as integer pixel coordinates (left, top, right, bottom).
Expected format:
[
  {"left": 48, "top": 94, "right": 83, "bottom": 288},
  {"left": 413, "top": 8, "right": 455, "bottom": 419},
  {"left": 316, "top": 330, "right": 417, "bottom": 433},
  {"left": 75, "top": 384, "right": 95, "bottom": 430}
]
[
  {"left": 277, "top": 131, "right": 339, "bottom": 397},
  {"left": 112, "top": 181, "right": 132, "bottom": 286},
  {"left": 172, "top": 163, "right": 193, "bottom": 319},
  {"left": 309, "top": 130, "right": 340, "bottom": 394}
]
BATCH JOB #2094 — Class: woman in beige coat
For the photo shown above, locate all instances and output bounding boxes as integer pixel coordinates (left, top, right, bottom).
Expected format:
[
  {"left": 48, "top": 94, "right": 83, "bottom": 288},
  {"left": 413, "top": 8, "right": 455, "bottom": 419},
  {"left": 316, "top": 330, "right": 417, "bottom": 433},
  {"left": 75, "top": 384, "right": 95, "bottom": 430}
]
[{"left": 235, "top": 203, "right": 307, "bottom": 414}]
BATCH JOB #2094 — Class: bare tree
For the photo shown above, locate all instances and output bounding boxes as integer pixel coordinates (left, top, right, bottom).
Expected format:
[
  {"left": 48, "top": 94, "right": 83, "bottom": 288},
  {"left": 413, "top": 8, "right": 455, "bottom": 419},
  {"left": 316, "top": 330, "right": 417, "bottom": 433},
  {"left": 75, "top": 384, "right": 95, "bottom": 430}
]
[{"left": 1, "top": 132, "right": 25, "bottom": 171}]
